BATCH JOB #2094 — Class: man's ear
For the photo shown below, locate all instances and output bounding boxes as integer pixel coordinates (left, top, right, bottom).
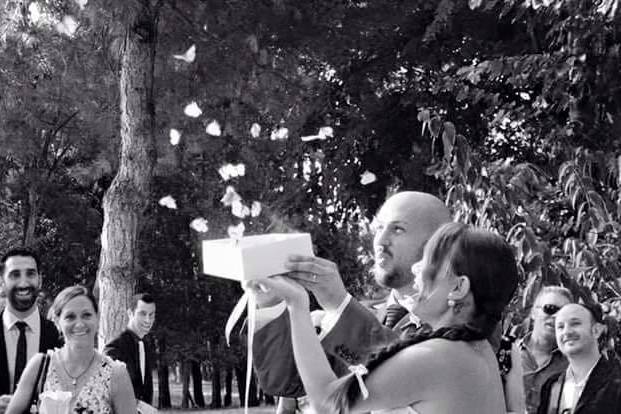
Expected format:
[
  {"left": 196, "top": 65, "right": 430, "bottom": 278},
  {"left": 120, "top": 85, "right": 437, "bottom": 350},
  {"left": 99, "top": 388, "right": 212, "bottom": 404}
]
[
  {"left": 450, "top": 275, "right": 471, "bottom": 301},
  {"left": 593, "top": 322, "right": 606, "bottom": 340}
]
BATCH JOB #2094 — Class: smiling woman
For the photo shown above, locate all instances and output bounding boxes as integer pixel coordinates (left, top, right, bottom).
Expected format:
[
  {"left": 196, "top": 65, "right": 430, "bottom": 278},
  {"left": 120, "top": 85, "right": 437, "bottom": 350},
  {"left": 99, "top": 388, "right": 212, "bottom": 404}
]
[{"left": 6, "top": 286, "right": 138, "bottom": 414}]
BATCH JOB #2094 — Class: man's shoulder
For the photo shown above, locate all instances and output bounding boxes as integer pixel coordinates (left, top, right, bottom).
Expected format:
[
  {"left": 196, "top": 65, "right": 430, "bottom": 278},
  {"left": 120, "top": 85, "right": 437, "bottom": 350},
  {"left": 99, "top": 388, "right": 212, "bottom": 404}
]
[{"left": 105, "top": 329, "right": 133, "bottom": 347}]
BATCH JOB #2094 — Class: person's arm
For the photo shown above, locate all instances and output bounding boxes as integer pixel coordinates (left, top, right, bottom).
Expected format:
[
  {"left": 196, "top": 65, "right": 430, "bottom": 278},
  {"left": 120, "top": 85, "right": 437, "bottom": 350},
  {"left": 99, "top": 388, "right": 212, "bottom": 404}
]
[
  {"left": 259, "top": 276, "right": 437, "bottom": 413},
  {"left": 504, "top": 342, "right": 525, "bottom": 414},
  {"left": 103, "top": 338, "right": 123, "bottom": 361},
  {"left": 6, "top": 354, "right": 44, "bottom": 414},
  {"left": 111, "top": 361, "right": 138, "bottom": 413}
]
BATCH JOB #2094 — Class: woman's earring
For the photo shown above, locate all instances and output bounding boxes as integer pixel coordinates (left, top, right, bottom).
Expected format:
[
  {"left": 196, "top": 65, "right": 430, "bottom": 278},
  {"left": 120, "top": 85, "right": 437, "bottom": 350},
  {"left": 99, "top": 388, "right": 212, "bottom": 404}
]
[{"left": 448, "top": 299, "right": 456, "bottom": 307}]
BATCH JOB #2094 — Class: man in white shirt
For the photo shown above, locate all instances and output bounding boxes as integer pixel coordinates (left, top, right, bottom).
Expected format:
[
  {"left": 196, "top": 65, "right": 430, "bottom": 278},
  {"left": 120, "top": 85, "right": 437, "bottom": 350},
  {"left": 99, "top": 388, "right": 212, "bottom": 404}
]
[
  {"left": 249, "top": 191, "right": 452, "bottom": 404},
  {"left": 0, "top": 248, "right": 62, "bottom": 413},
  {"left": 537, "top": 303, "right": 621, "bottom": 414}
]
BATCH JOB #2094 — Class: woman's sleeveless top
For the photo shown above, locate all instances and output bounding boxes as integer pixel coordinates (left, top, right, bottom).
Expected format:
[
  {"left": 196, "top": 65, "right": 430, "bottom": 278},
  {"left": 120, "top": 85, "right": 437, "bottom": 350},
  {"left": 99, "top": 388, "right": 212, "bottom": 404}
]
[{"left": 43, "top": 351, "right": 115, "bottom": 414}]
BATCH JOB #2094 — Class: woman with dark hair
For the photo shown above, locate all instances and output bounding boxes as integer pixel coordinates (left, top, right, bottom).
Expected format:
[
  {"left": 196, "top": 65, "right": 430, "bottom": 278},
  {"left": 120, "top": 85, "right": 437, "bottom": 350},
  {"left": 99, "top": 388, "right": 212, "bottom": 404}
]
[
  {"left": 255, "top": 222, "right": 519, "bottom": 413},
  {"left": 7, "top": 285, "right": 137, "bottom": 414}
]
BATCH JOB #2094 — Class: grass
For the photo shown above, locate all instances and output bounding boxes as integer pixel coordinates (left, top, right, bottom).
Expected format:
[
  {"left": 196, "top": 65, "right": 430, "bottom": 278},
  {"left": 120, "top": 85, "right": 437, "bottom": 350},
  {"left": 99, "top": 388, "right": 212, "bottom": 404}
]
[{"left": 153, "top": 379, "right": 276, "bottom": 414}]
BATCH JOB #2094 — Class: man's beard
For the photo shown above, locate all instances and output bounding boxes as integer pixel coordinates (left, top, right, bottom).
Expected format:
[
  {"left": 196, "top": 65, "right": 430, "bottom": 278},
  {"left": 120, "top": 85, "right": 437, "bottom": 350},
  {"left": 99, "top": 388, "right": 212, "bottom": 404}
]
[
  {"left": 7, "top": 286, "right": 38, "bottom": 312},
  {"left": 372, "top": 266, "right": 411, "bottom": 290}
]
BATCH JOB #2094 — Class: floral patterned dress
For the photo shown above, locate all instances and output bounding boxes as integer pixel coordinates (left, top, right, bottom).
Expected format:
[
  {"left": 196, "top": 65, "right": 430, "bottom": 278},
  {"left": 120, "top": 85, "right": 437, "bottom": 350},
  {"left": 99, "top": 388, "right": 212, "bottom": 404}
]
[{"left": 43, "top": 350, "right": 126, "bottom": 414}]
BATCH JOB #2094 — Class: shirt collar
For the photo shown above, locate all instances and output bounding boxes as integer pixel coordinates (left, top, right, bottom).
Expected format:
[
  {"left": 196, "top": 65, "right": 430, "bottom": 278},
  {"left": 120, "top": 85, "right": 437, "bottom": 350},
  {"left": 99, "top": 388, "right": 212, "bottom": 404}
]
[
  {"left": 566, "top": 356, "right": 601, "bottom": 387},
  {"left": 3, "top": 307, "right": 40, "bottom": 332},
  {"left": 520, "top": 332, "right": 562, "bottom": 355}
]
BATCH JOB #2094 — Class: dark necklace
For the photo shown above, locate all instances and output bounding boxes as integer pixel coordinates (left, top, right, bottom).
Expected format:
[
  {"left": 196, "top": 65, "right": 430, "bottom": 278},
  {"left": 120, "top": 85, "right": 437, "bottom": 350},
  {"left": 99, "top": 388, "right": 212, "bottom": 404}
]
[{"left": 61, "top": 351, "right": 97, "bottom": 387}]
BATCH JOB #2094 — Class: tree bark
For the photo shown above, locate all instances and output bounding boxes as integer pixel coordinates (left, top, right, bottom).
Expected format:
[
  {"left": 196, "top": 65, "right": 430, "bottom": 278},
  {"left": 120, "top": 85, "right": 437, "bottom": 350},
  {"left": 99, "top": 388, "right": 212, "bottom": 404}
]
[
  {"left": 224, "top": 366, "right": 232, "bottom": 407},
  {"left": 181, "top": 361, "right": 193, "bottom": 408},
  {"left": 234, "top": 364, "right": 259, "bottom": 407},
  {"left": 96, "top": 1, "right": 158, "bottom": 347},
  {"left": 191, "top": 361, "right": 205, "bottom": 407},
  {"left": 156, "top": 335, "right": 171, "bottom": 409},
  {"left": 22, "top": 185, "right": 37, "bottom": 247},
  {"left": 210, "top": 360, "right": 222, "bottom": 408}
]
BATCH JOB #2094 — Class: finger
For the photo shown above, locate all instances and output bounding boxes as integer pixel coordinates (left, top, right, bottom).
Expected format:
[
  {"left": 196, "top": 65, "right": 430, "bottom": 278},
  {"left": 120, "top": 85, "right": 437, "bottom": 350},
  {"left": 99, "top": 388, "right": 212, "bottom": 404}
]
[
  {"left": 285, "top": 261, "right": 327, "bottom": 275},
  {"left": 288, "top": 254, "right": 336, "bottom": 269},
  {"left": 289, "top": 272, "right": 319, "bottom": 286}
]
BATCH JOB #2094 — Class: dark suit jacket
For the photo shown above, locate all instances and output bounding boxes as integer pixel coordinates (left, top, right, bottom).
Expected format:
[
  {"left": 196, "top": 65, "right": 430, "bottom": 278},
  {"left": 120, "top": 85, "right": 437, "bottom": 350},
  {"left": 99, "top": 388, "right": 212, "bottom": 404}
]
[
  {"left": 253, "top": 297, "right": 400, "bottom": 397},
  {"left": 537, "top": 356, "right": 621, "bottom": 414},
  {"left": 0, "top": 310, "right": 62, "bottom": 394},
  {"left": 104, "top": 329, "right": 155, "bottom": 404}
]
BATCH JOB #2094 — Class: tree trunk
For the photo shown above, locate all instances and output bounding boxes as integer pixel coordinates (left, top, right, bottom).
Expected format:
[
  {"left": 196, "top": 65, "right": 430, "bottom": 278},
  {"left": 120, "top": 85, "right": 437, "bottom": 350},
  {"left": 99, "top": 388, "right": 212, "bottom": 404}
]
[
  {"left": 210, "top": 360, "right": 222, "bottom": 408},
  {"left": 234, "top": 364, "right": 259, "bottom": 407},
  {"left": 22, "top": 185, "right": 37, "bottom": 247},
  {"left": 96, "top": 2, "right": 159, "bottom": 347},
  {"left": 249, "top": 372, "right": 259, "bottom": 407},
  {"left": 181, "top": 361, "right": 193, "bottom": 408},
  {"left": 156, "top": 335, "right": 171, "bottom": 409},
  {"left": 224, "top": 366, "right": 232, "bottom": 407},
  {"left": 234, "top": 365, "right": 244, "bottom": 407},
  {"left": 191, "top": 361, "right": 205, "bottom": 407}
]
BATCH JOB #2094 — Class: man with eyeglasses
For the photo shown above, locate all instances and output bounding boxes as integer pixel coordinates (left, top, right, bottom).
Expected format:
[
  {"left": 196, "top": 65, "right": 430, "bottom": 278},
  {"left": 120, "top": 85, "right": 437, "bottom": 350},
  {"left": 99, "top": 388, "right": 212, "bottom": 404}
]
[
  {"left": 536, "top": 303, "right": 621, "bottom": 414},
  {"left": 519, "top": 286, "right": 574, "bottom": 413}
]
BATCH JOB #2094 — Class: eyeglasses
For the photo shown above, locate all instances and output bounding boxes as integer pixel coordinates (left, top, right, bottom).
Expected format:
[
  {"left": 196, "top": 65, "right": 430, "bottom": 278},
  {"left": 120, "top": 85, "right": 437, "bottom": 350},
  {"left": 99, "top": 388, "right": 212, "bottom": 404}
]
[{"left": 539, "top": 304, "right": 561, "bottom": 315}]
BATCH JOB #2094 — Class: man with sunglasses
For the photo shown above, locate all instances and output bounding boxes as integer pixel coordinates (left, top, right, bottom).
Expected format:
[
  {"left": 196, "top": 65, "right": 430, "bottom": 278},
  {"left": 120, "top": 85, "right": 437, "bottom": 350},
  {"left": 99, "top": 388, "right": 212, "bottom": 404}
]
[
  {"left": 519, "top": 286, "right": 574, "bottom": 413},
  {"left": 537, "top": 302, "right": 621, "bottom": 414}
]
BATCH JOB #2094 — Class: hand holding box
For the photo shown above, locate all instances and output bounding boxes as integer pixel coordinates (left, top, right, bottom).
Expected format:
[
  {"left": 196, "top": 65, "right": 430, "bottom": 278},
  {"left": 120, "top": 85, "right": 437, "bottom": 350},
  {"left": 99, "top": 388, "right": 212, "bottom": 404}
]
[{"left": 201, "top": 233, "right": 314, "bottom": 281}]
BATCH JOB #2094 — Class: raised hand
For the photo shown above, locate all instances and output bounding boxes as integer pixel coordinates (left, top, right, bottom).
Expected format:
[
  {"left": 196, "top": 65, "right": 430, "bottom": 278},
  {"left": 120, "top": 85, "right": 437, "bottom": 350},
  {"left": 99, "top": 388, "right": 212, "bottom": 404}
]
[
  {"left": 284, "top": 255, "right": 348, "bottom": 312},
  {"left": 250, "top": 276, "right": 310, "bottom": 311}
]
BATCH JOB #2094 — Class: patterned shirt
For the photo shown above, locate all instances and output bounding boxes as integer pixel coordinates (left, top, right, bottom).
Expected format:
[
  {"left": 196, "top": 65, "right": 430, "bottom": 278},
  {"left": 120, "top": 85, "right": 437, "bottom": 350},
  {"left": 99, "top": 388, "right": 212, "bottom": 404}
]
[{"left": 519, "top": 333, "right": 568, "bottom": 414}]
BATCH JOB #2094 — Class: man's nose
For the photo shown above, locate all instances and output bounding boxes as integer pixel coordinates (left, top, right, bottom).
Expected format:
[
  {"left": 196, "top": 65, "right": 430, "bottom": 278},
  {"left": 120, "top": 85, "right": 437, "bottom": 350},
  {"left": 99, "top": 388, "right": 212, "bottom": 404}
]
[{"left": 374, "top": 228, "right": 392, "bottom": 247}]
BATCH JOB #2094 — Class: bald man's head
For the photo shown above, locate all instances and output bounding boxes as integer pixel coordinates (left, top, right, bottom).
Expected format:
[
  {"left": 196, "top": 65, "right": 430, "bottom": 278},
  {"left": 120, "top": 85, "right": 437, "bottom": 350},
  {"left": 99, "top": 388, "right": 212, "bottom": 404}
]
[{"left": 372, "top": 191, "right": 452, "bottom": 290}]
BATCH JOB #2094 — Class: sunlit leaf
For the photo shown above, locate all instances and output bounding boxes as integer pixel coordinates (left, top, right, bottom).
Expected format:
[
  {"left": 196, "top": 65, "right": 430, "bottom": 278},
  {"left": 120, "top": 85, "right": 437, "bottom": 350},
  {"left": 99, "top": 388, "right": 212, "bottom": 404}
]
[
  {"left": 220, "top": 186, "right": 241, "bottom": 206},
  {"left": 173, "top": 44, "right": 196, "bottom": 63},
  {"left": 74, "top": 0, "right": 88, "bottom": 9},
  {"left": 29, "top": 3, "right": 41, "bottom": 23},
  {"left": 232, "top": 200, "right": 250, "bottom": 218},
  {"left": 360, "top": 171, "right": 377, "bottom": 185},
  {"left": 228, "top": 222, "right": 246, "bottom": 241},
  {"left": 318, "top": 126, "right": 333, "bottom": 138},
  {"left": 56, "top": 15, "right": 78, "bottom": 37},
  {"left": 218, "top": 163, "right": 246, "bottom": 181},
  {"left": 250, "top": 201, "right": 261, "bottom": 217},
  {"left": 158, "top": 195, "right": 177, "bottom": 210},
  {"left": 270, "top": 127, "right": 289, "bottom": 141},
  {"left": 206, "top": 120, "right": 222, "bottom": 136},
  {"left": 301, "top": 134, "right": 321, "bottom": 142},
  {"left": 250, "top": 123, "right": 261, "bottom": 138},
  {"left": 184, "top": 102, "right": 202, "bottom": 118},
  {"left": 468, "top": 0, "right": 483, "bottom": 9},
  {"left": 169, "top": 129, "right": 181, "bottom": 146},
  {"left": 190, "top": 217, "right": 209, "bottom": 233},
  {"left": 519, "top": 92, "right": 531, "bottom": 101}
]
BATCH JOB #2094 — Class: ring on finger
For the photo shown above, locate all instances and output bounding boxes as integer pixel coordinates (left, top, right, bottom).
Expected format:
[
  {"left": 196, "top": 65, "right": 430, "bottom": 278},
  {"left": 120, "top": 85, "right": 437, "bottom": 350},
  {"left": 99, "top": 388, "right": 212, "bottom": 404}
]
[{"left": 312, "top": 273, "right": 318, "bottom": 282}]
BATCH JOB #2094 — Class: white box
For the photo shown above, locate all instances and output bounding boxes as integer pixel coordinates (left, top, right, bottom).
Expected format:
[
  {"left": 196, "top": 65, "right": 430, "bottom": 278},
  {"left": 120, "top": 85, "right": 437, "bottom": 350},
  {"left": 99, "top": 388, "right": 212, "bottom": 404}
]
[{"left": 201, "top": 233, "right": 314, "bottom": 281}]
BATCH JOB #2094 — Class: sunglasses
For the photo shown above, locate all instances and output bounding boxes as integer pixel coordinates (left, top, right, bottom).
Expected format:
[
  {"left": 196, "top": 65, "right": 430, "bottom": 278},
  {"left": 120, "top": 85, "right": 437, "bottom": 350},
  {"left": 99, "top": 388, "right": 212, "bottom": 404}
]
[{"left": 540, "top": 304, "right": 561, "bottom": 315}]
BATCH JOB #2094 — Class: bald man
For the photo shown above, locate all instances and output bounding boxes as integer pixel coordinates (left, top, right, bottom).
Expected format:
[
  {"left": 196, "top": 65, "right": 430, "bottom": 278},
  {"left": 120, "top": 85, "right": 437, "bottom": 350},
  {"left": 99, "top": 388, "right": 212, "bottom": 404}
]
[
  {"left": 249, "top": 191, "right": 452, "bottom": 400},
  {"left": 537, "top": 303, "right": 621, "bottom": 414}
]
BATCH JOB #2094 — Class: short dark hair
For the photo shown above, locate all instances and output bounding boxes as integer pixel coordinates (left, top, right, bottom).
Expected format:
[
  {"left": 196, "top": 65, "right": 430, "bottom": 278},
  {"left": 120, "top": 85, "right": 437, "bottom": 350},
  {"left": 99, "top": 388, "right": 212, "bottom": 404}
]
[
  {"left": 129, "top": 293, "right": 155, "bottom": 311},
  {"left": 579, "top": 302, "right": 604, "bottom": 324},
  {"left": 50, "top": 285, "right": 98, "bottom": 323},
  {"left": 1, "top": 248, "right": 40, "bottom": 274}
]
